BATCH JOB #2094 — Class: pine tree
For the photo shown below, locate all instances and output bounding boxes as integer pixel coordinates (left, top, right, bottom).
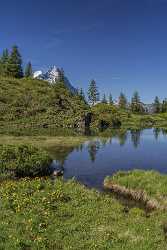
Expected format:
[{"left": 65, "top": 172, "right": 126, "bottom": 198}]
[
  {"left": 153, "top": 96, "right": 161, "bottom": 113},
  {"left": 131, "top": 91, "right": 143, "bottom": 113},
  {"left": 109, "top": 93, "right": 113, "bottom": 105},
  {"left": 118, "top": 92, "right": 127, "bottom": 109},
  {"left": 7, "top": 45, "right": 23, "bottom": 78},
  {"left": 162, "top": 99, "right": 167, "bottom": 113},
  {"left": 101, "top": 94, "right": 107, "bottom": 104},
  {"left": 0, "top": 49, "right": 9, "bottom": 76},
  {"left": 79, "top": 88, "right": 86, "bottom": 102},
  {"left": 87, "top": 79, "right": 99, "bottom": 105},
  {"left": 24, "top": 62, "right": 33, "bottom": 78},
  {"left": 1, "top": 49, "right": 9, "bottom": 64},
  {"left": 56, "top": 67, "right": 65, "bottom": 83}
]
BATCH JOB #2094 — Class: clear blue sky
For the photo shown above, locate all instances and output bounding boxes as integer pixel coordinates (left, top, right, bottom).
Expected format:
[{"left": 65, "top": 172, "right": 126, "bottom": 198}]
[{"left": 1, "top": 0, "right": 167, "bottom": 103}]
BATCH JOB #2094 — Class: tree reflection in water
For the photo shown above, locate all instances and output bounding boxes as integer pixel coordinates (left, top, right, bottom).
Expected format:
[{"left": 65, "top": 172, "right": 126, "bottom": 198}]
[
  {"left": 153, "top": 128, "right": 161, "bottom": 140},
  {"left": 88, "top": 141, "right": 101, "bottom": 162},
  {"left": 49, "top": 129, "right": 162, "bottom": 171},
  {"left": 130, "top": 129, "right": 142, "bottom": 148}
]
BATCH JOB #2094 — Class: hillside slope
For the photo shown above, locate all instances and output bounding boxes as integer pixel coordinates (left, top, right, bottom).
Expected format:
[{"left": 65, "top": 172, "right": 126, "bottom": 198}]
[{"left": 0, "top": 77, "right": 89, "bottom": 135}]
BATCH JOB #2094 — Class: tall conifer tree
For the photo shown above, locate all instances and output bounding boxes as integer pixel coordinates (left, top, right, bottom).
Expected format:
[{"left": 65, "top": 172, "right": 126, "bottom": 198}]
[
  {"left": 118, "top": 92, "right": 127, "bottom": 109},
  {"left": 24, "top": 62, "right": 33, "bottom": 77},
  {"left": 87, "top": 79, "right": 99, "bottom": 105},
  {"left": 79, "top": 88, "right": 85, "bottom": 100},
  {"left": 153, "top": 96, "right": 161, "bottom": 113},
  {"left": 162, "top": 99, "right": 167, "bottom": 113},
  {"left": 8, "top": 45, "right": 23, "bottom": 78},
  {"left": 101, "top": 94, "right": 107, "bottom": 104},
  {"left": 109, "top": 93, "right": 113, "bottom": 105},
  {"left": 0, "top": 49, "right": 9, "bottom": 76},
  {"left": 131, "top": 91, "right": 144, "bottom": 113}
]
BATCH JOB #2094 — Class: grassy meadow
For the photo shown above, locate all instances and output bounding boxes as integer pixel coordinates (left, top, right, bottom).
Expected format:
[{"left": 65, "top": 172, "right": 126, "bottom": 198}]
[{"left": 0, "top": 176, "right": 167, "bottom": 250}]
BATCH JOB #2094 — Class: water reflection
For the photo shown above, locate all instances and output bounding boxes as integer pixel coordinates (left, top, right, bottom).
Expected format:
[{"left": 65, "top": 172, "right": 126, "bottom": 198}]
[
  {"left": 130, "top": 130, "right": 141, "bottom": 148},
  {"left": 49, "top": 128, "right": 167, "bottom": 189},
  {"left": 153, "top": 128, "right": 161, "bottom": 140},
  {"left": 88, "top": 141, "right": 100, "bottom": 162},
  {"left": 117, "top": 131, "right": 127, "bottom": 146}
]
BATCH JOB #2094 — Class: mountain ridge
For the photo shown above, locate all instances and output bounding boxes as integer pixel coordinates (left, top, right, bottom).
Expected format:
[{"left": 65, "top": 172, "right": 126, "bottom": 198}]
[{"left": 33, "top": 66, "right": 77, "bottom": 94}]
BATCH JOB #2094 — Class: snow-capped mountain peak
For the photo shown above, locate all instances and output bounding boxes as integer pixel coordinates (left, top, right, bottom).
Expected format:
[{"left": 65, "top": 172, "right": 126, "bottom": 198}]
[
  {"left": 33, "top": 66, "right": 76, "bottom": 93},
  {"left": 33, "top": 70, "right": 43, "bottom": 78}
]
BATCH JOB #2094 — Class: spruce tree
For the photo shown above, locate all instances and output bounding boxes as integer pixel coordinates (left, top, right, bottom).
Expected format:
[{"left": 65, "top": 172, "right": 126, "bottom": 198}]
[
  {"left": 162, "top": 99, "right": 167, "bottom": 113},
  {"left": 0, "top": 49, "right": 9, "bottom": 76},
  {"left": 101, "top": 94, "right": 107, "bottom": 104},
  {"left": 56, "top": 68, "right": 65, "bottom": 83},
  {"left": 118, "top": 92, "right": 127, "bottom": 109},
  {"left": 7, "top": 45, "right": 23, "bottom": 78},
  {"left": 79, "top": 88, "right": 86, "bottom": 102},
  {"left": 153, "top": 96, "right": 161, "bottom": 113},
  {"left": 1, "top": 49, "right": 9, "bottom": 64},
  {"left": 109, "top": 93, "right": 113, "bottom": 105},
  {"left": 24, "top": 62, "right": 33, "bottom": 78},
  {"left": 87, "top": 79, "right": 99, "bottom": 105},
  {"left": 131, "top": 91, "right": 143, "bottom": 113}
]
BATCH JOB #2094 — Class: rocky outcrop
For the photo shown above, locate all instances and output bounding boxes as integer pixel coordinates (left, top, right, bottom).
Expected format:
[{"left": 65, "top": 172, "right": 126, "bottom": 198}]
[
  {"left": 33, "top": 66, "right": 77, "bottom": 94},
  {"left": 76, "top": 112, "right": 92, "bottom": 132}
]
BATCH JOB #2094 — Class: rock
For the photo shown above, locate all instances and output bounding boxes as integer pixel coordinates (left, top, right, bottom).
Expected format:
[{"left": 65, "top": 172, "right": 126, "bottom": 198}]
[
  {"left": 52, "top": 170, "right": 64, "bottom": 177},
  {"left": 77, "top": 112, "right": 92, "bottom": 130}
]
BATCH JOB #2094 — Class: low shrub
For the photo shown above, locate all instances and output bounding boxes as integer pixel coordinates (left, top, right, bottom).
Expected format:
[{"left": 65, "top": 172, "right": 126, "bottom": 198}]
[
  {"left": 0, "top": 144, "right": 52, "bottom": 178},
  {"left": 91, "top": 103, "right": 122, "bottom": 129},
  {"left": 139, "top": 116, "right": 155, "bottom": 126}
]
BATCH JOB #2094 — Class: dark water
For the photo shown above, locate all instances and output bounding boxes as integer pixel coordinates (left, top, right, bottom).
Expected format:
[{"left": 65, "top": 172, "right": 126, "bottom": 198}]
[{"left": 50, "top": 128, "right": 167, "bottom": 189}]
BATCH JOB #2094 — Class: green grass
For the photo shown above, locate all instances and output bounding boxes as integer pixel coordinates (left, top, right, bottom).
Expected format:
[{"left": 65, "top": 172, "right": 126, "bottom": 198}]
[
  {"left": 0, "top": 135, "right": 88, "bottom": 147},
  {"left": 0, "top": 177, "right": 167, "bottom": 250},
  {"left": 0, "top": 135, "right": 89, "bottom": 161},
  {"left": 121, "top": 113, "right": 167, "bottom": 129}
]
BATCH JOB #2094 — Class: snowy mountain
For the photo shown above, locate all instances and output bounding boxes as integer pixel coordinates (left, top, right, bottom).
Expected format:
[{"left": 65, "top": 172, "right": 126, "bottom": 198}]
[{"left": 33, "top": 66, "right": 77, "bottom": 94}]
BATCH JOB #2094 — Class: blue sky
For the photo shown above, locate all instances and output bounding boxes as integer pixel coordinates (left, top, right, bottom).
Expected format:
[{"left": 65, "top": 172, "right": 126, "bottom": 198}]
[{"left": 1, "top": 0, "right": 167, "bottom": 103}]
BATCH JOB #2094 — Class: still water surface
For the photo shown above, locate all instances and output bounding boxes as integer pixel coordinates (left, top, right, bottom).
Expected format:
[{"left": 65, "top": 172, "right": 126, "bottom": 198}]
[{"left": 51, "top": 128, "right": 167, "bottom": 189}]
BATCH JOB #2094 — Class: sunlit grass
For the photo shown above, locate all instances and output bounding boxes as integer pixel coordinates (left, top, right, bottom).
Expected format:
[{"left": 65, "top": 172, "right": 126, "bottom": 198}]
[{"left": 0, "top": 177, "right": 166, "bottom": 249}]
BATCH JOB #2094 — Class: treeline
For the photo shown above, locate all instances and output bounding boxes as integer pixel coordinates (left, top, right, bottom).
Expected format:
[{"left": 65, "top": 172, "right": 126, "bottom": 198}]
[
  {"left": 0, "top": 45, "right": 33, "bottom": 78},
  {"left": 80, "top": 79, "right": 167, "bottom": 114}
]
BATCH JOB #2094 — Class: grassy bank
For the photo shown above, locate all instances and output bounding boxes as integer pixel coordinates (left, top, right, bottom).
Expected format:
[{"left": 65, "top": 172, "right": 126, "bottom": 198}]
[
  {"left": 120, "top": 113, "right": 167, "bottom": 129},
  {"left": 105, "top": 170, "right": 167, "bottom": 203},
  {"left": 0, "top": 135, "right": 88, "bottom": 148},
  {"left": 0, "top": 176, "right": 167, "bottom": 250},
  {"left": 0, "top": 136, "right": 89, "bottom": 161}
]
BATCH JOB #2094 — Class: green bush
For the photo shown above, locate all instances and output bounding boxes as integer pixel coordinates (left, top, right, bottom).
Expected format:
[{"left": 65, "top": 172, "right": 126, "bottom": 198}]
[
  {"left": 139, "top": 116, "right": 155, "bottom": 126},
  {"left": 91, "top": 103, "right": 122, "bottom": 129},
  {"left": 0, "top": 144, "right": 52, "bottom": 178}
]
